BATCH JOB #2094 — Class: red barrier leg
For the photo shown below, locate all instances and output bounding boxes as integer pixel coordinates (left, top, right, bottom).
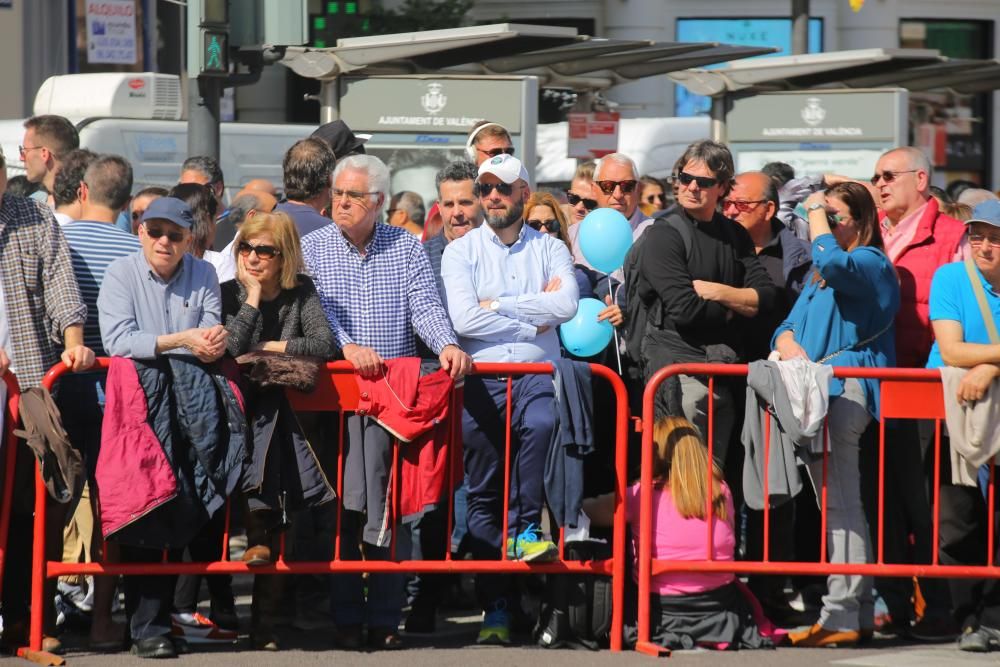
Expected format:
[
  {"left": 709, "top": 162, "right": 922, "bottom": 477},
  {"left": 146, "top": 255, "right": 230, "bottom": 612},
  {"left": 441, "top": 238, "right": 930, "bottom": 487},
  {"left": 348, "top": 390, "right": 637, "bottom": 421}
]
[
  {"left": 636, "top": 374, "right": 668, "bottom": 657},
  {"left": 500, "top": 378, "right": 513, "bottom": 560}
]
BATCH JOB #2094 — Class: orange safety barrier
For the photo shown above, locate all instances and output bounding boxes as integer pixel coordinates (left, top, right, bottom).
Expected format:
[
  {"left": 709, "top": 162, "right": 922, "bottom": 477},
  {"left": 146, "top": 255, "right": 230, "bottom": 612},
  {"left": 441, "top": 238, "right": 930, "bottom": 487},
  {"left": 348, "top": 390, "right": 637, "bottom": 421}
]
[
  {"left": 633, "top": 362, "right": 984, "bottom": 657},
  {"left": 23, "top": 359, "right": 630, "bottom": 657},
  {"left": 0, "top": 372, "right": 21, "bottom": 600}
]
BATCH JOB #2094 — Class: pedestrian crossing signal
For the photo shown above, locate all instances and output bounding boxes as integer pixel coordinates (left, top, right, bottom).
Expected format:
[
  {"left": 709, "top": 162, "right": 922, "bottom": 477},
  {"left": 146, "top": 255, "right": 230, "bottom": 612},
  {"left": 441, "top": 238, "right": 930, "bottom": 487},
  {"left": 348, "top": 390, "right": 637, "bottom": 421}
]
[{"left": 202, "top": 31, "right": 229, "bottom": 74}]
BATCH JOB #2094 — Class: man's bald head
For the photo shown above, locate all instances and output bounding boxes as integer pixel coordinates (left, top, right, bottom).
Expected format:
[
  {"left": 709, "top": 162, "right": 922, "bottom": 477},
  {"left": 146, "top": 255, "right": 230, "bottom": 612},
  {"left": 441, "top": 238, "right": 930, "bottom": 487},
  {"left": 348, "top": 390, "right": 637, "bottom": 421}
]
[
  {"left": 229, "top": 190, "right": 277, "bottom": 227},
  {"left": 243, "top": 178, "right": 277, "bottom": 196}
]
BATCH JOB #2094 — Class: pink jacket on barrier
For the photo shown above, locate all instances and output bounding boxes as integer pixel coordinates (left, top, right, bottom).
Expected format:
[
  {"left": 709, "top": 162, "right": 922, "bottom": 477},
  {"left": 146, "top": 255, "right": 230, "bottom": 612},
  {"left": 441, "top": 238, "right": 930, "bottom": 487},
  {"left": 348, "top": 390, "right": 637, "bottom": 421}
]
[{"left": 95, "top": 357, "right": 177, "bottom": 537}]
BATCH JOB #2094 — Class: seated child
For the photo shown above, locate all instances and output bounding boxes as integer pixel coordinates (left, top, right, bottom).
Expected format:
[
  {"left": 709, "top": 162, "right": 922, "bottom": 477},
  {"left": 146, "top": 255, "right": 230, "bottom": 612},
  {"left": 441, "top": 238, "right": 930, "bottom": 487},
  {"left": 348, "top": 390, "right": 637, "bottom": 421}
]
[{"left": 584, "top": 416, "right": 783, "bottom": 650}]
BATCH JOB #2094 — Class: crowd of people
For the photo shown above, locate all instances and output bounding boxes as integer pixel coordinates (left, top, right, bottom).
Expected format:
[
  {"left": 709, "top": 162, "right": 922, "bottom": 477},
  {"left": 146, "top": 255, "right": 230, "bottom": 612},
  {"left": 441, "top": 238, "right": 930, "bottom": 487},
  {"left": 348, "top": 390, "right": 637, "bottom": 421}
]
[{"left": 2, "top": 111, "right": 1000, "bottom": 659}]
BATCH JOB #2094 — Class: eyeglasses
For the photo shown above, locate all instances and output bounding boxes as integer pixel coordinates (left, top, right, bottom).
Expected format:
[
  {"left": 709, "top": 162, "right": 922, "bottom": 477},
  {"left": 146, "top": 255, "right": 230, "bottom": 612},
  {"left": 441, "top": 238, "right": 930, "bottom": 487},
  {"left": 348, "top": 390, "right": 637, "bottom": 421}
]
[
  {"left": 477, "top": 146, "right": 515, "bottom": 158},
  {"left": 644, "top": 193, "right": 666, "bottom": 205},
  {"left": 143, "top": 224, "right": 186, "bottom": 243},
  {"left": 237, "top": 241, "right": 281, "bottom": 259},
  {"left": 723, "top": 199, "right": 766, "bottom": 213},
  {"left": 332, "top": 188, "right": 379, "bottom": 205},
  {"left": 527, "top": 218, "right": 560, "bottom": 233},
  {"left": 474, "top": 181, "right": 514, "bottom": 197},
  {"left": 595, "top": 179, "right": 638, "bottom": 195},
  {"left": 870, "top": 169, "right": 919, "bottom": 185},
  {"left": 565, "top": 191, "right": 597, "bottom": 210},
  {"left": 676, "top": 171, "right": 720, "bottom": 188},
  {"left": 968, "top": 234, "right": 1000, "bottom": 249},
  {"left": 18, "top": 144, "right": 44, "bottom": 158}
]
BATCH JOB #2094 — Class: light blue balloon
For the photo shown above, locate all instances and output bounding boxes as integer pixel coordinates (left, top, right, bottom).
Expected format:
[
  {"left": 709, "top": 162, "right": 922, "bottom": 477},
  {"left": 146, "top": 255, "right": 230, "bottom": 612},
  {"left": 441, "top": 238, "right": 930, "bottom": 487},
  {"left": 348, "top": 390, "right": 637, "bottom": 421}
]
[
  {"left": 560, "top": 298, "right": 614, "bottom": 358},
  {"left": 578, "top": 207, "right": 633, "bottom": 273}
]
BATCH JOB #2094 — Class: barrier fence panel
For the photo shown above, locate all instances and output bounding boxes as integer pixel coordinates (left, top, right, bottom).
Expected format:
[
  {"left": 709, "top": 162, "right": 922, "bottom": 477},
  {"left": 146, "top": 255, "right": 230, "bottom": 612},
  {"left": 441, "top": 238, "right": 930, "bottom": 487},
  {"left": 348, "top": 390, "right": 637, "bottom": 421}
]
[
  {"left": 0, "top": 372, "right": 21, "bottom": 602},
  {"left": 634, "top": 363, "right": 973, "bottom": 658},
  {"left": 23, "top": 359, "right": 630, "bottom": 657}
]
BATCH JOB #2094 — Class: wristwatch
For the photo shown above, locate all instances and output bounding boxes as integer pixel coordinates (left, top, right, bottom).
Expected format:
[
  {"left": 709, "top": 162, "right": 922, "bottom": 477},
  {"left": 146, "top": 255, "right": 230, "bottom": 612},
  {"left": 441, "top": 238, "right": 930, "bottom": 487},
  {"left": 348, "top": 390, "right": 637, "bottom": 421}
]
[
  {"left": 807, "top": 202, "right": 826, "bottom": 212},
  {"left": 488, "top": 299, "right": 501, "bottom": 312}
]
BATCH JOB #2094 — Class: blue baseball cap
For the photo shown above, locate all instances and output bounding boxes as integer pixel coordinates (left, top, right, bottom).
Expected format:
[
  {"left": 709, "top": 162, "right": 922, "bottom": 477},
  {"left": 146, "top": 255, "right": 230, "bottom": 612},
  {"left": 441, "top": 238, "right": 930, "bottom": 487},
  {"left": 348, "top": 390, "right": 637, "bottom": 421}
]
[
  {"left": 967, "top": 199, "right": 1000, "bottom": 228},
  {"left": 142, "top": 196, "right": 194, "bottom": 229}
]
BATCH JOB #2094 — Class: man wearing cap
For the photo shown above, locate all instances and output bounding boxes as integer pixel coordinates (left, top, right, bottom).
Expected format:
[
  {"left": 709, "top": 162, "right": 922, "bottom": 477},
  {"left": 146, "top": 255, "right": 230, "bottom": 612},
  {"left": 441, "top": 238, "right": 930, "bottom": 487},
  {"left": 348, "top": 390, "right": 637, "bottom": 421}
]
[
  {"left": 927, "top": 200, "right": 1000, "bottom": 651},
  {"left": 301, "top": 154, "right": 471, "bottom": 651},
  {"left": 0, "top": 143, "right": 92, "bottom": 656},
  {"left": 441, "top": 153, "right": 578, "bottom": 645},
  {"left": 311, "top": 119, "right": 368, "bottom": 159},
  {"left": 866, "top": 146, "right": 967, "bottom": 640},
  {"left": 276, "top": 138, "right": 337, "bottom": 238},
  {"left": 97, "top": 197, "right": 225, "bottom": 659}
]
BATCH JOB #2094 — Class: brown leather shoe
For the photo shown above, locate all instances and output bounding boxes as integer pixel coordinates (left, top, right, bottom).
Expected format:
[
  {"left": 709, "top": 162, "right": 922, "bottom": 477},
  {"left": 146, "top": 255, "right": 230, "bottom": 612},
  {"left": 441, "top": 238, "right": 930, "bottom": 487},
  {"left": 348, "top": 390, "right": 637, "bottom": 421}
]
[
  {"left": 242, "top": 545, "right": 272, "bottom": 566},
  {"left": 367, "top": 626, "right": 403, "bottom": 651},
  {"left": 789, "top": 623, "right": 859, "bottom": 648}
]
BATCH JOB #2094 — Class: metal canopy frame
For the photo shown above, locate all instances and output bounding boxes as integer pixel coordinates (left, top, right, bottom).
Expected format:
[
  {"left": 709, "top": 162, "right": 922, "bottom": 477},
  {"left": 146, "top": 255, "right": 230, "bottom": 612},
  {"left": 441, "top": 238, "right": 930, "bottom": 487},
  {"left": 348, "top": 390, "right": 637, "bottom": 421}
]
[{"left": 278, "top": 23, "right": 779, "bottom": 122}]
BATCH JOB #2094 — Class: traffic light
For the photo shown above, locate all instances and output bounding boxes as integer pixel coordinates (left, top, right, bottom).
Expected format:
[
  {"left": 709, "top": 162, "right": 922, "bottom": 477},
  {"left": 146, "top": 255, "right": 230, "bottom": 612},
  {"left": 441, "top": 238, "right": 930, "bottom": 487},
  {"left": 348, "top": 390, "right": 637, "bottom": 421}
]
[{"left": 187, "top": 0, "right": 230, "bottom": 77}]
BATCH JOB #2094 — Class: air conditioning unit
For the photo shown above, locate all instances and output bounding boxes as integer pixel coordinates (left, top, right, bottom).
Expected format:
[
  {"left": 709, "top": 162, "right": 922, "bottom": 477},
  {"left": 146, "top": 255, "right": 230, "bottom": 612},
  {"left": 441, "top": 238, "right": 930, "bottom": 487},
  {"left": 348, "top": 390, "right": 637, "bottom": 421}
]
[{"left": 33, "top": 73, "right": 183, "bottom": 121}]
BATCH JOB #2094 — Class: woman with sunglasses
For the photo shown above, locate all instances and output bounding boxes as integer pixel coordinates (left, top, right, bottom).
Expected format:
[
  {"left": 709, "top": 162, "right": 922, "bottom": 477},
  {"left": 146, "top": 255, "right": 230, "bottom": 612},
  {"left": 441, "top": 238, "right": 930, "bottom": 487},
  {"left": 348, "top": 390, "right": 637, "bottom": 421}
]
[
  {"left": 220, "top": 211, "right": 337, "bottom": 650},
  {"left": 639, "top": 175, "right": 669, "bottom": 217},
  {"left": 564, "top": 160, "right": 598, "bottom": 224},
  {"left": 773, "top": 182, "right": 899, "bottom": 648}
]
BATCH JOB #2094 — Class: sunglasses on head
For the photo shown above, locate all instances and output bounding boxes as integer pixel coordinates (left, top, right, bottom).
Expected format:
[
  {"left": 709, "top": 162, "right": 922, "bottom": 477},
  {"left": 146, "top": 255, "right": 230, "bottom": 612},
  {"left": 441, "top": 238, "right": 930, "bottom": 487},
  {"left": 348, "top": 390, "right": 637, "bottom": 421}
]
[
  {"left": 565, "top": 191, "right": 597, "bottom": 210},
  {"left": 474, "top": 181, "right": 514, "bottom": 197},
  {"left": 144, "top": 224, "right": 186, "bottom": 243},
  {"left": 870, "top": 169, "right": 918, "bottom": 186},
  {"left": 676, "top": 171, "right": 720, "bottom": 188},
  {"left": 595, "top": 179, "right": 638, "bottom": 195},
  {"left": 527, "top": 218, "right": 560, "bottom": 233},
  {"left": 477, "top": 146, "right": 515, "bottom": 158},
  {"left": 237, "top": 241, "right": 281, "bottom": 259}
]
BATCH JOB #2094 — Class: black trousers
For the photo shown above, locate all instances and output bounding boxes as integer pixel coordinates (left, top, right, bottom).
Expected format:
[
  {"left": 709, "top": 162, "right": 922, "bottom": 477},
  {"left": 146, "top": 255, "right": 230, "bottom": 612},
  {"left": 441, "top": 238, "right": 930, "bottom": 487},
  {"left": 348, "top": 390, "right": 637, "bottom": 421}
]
[
  {"left": 939, "top": 436, "right": 1000, "bottom": 630},
  {"left": 172, "top": 508, "right": 234, "bottom": 615},
  {"left": 121, "top": 544, "right": 180, "bottom": 641}
]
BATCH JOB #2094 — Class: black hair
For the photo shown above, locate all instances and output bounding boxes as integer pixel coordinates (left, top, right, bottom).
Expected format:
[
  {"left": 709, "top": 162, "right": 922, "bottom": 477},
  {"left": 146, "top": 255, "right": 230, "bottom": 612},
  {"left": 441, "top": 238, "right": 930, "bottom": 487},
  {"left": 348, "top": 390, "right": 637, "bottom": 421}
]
[{"left": 282, "top": 138, "right": 337, "bottom": 201}]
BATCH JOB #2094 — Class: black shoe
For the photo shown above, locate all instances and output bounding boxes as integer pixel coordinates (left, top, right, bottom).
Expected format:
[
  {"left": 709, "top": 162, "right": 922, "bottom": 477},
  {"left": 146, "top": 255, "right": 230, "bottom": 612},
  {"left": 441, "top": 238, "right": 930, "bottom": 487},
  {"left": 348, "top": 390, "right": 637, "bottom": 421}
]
[
  {"left": 404, "top": 606, "right": 437, "bottom": 634},
  {"left": 210, "top": 600, "right": 239, "bottom": 632},
  {"left": 130, "top": 636, "right": 177, "bottom": 659},
  {"left": 367, "top": 626, "right": 403, "bottom": 651},
  {"left": 334, "top": 624, "right": 363, "bottom": 651}
]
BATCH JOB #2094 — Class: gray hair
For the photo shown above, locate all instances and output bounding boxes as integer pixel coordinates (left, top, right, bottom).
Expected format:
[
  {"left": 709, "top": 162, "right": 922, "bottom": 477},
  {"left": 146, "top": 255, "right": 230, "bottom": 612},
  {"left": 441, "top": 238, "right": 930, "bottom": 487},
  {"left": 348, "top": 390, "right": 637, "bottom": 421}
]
[
  {"left": 389, "top": 191, "right": 425, "bottom": 224},
  {"left": 228, "top": 192, "right": 264, "bottom": 227},
  {"left": 957, "top": 188, "right": 999, "bottom": 208},
  {"left": 435, "top": 160, "right": 478, "bottom": 193},
  {"left": 593, "top": 153, "right": 639, "bottom": 181},
  {"left": 884, "top": 146, "right": 932, "bottom": 179},
  {"left": 332, "top": 154, "right": 390, "bottom": 209}
]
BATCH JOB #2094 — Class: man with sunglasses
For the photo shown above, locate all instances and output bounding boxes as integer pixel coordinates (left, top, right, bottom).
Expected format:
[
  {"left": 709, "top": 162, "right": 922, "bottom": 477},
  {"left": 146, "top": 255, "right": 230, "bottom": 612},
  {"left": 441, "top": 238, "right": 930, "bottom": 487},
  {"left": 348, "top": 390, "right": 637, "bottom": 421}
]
[
  {"left": 0, "top": 144, "right": 92, "bottom": 655},
  {"left": 441, "top": 153, "right": 578, "bottom": 645},
  {"left": 861, "top": 147, "right": 968, "bottom": 641},
  {"left": 636, "top": 140, "right": 778, "bottom": 466},
  {"left": 564, "top": 160, "right": 597, "bottom": 224},
  {"left": 466, "top": 120, "right": 516, "bottom": 167}
]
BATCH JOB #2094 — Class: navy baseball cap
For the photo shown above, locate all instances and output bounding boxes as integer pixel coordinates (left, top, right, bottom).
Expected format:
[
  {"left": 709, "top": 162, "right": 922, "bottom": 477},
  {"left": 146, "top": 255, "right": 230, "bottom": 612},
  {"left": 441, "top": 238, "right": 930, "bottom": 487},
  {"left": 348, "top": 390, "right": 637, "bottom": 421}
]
[
  {"left": 142, "top": 197, "right": 194, "bottom": 229},
  {"left": 967, "top": 200, "right": 1000, "bottom": 228}
]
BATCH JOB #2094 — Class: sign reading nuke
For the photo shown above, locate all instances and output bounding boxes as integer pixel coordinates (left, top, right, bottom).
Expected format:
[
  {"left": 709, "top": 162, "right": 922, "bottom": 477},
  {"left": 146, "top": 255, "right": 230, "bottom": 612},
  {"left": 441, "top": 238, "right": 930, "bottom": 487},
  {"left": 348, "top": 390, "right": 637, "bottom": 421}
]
[
  {"left": 726, "top": 89, "right": 905, "bottom": 143},
  {"left": 339, "top": 77, "right": 525, "bottom": 134}
]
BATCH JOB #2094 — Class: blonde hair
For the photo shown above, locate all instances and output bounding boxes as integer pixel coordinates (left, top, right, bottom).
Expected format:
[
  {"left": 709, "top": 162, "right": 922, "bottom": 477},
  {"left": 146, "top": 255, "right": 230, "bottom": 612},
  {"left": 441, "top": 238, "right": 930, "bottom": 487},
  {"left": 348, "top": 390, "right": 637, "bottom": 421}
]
[
  {"left": 652, "top": 416, "right": 727, "bottom": 521},
  {"left": 524, "top": 191, "right": 573, "bottom": 251},
  {"left": 234, "top": 211, "right": 303, "bottom": 290}
]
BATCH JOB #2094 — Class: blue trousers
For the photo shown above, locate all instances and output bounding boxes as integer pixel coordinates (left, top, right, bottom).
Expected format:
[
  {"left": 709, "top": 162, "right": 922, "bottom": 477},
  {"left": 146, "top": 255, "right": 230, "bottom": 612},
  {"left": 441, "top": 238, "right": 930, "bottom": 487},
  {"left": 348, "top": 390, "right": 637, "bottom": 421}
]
[{"left": 461, "top": 374, "right": 555, "bottom": 607}]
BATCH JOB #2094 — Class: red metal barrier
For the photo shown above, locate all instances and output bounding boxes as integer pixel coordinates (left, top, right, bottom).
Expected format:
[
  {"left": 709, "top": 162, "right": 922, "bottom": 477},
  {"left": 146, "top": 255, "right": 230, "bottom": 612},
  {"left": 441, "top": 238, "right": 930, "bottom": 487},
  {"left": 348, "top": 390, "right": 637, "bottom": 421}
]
[
  {"left": 25, "top": 359, "right": 629, "bottom": 656},
  {"left": 634, "top": 363, "right": 961, "bottom": 657},
  {"left": 0, "top": 372, "right": 21, "bottom": 601}
]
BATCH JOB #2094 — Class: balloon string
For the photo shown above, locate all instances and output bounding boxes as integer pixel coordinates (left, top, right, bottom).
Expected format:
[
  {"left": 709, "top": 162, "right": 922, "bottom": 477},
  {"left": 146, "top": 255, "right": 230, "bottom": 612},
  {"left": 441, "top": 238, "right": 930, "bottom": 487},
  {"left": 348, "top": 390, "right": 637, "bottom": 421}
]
[{"left": 608, "top": 272, "right": 622, "bottom": 376}]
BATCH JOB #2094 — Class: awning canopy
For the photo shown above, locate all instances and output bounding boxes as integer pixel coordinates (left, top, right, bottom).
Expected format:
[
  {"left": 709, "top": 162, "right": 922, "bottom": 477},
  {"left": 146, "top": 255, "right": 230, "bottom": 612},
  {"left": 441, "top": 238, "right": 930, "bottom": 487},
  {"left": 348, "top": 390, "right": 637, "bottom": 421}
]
[
  {"left": 668, "top": 48, "right": 1000, "bottom": 97},
  {"left": 280, "top": 23, "right": 778, "bottom": 91}
]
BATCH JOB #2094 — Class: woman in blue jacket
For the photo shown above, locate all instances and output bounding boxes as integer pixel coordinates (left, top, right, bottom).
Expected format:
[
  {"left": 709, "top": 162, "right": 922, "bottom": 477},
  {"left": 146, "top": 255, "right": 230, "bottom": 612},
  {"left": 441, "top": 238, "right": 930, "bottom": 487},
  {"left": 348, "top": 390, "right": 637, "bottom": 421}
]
[{"left": 772, "top": 182, "right": 900, "bottom": 648}]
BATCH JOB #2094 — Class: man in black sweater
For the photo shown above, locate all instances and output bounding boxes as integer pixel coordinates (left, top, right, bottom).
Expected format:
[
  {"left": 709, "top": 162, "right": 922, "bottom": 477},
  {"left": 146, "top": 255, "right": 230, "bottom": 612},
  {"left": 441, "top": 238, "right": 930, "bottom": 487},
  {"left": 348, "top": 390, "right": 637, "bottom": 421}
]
[{"left": 637, "top": 140, "right": 778, "bottom": 464}]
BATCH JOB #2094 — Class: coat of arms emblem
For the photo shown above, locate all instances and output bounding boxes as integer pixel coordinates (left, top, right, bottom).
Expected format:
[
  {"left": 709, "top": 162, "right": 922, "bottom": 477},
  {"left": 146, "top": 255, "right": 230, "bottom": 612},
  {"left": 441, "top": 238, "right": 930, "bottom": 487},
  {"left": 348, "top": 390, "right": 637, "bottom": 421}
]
[
  {"left": 421, "top": 82, "right": 447, "bottom": 114},
  {"left": 801, "top": 97, "right": 826, "bottom": 127}
]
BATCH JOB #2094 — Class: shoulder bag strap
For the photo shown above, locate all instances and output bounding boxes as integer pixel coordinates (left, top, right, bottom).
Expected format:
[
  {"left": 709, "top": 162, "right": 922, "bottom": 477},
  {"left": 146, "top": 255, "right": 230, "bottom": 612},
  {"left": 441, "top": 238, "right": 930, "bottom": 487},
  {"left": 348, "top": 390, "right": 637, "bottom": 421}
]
[{"left": 964, "top": 257, "right": 1000, "bottom": 345}]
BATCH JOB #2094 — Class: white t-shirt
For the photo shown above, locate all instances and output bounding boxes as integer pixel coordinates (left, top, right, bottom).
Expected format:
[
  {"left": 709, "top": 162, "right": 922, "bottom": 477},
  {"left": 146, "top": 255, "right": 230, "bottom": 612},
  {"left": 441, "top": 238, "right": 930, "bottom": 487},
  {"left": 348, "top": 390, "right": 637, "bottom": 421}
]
[{"left": 204, "top": 246, "right": 236, "bottom": 283}]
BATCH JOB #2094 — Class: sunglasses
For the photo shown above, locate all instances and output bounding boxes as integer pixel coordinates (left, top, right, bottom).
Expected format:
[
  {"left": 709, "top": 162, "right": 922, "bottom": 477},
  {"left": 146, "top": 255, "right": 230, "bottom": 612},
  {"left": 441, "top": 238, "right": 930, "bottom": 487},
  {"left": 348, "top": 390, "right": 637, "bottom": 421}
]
[
  {"left": 477, "top": 146, "right": 515, "bottom": 158},
  {"left": 676, "top": 171, "right": 720, "bottom": 188},
  {"left": 723, "top": 199, "right": 766, "bottom": 214},
  {"left": 595, "top": 179, "right": 638, "bottom": 195},
  {"left": 144, "top": 224, "right": 186, "bottom": 243},
  {"left": 131, "top": 209, "right": 146, "bottom": 222},
  {"left": 474, "top": 181, "right": 514, "bottom": 197},
  {"left": 527, "top": 218, "right": 560, "bottom": 233},
  {"left": 870, "top": 169, "right": 919, "bottom": 185},
  {"left": 644, "top": 193, "right": 666, "bottom": 205},
  {"left": 237, "top": 241, "right": 281, "bottom": 259},
  {"left": 565, "top": 191, "right": 597, "bottom": 210}
]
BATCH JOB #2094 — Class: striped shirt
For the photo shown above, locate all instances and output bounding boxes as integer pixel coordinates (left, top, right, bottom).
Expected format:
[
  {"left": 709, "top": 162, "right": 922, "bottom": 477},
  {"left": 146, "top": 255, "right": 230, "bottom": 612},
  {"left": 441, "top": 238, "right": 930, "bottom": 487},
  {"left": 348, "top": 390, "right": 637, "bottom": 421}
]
[
  {"left": 302, "top": 222, "right": 457, "bottom": 358},
  {"left": 62, "top": 221, "right": 142, "bottom": 356}
]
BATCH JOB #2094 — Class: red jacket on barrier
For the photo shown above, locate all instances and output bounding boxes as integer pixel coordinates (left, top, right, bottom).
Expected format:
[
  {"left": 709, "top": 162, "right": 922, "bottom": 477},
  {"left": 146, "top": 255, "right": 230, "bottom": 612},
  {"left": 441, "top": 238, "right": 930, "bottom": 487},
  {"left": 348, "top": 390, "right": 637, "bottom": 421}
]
[
  {"left": 355, "top": 357, "right": 459, "bottom": 520},
  {"left": 891, "top": 197, "right": 966, "bottom": 368}
]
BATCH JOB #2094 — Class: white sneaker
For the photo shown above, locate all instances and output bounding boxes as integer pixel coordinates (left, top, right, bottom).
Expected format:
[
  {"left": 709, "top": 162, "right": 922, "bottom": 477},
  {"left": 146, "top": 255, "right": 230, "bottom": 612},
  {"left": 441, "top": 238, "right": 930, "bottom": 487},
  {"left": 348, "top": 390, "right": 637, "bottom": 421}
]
[{"left": 170, "top": 612, "right": 237, "bottom": 644}]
